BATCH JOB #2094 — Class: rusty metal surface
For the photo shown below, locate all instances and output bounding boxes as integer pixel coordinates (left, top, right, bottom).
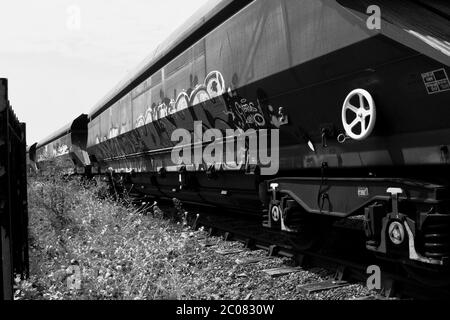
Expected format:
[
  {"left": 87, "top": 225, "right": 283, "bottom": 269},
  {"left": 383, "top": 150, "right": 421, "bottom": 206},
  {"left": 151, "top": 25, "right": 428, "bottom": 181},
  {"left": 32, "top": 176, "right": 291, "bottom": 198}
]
[{"left": 0, "top": 78, "right": 29, "bottom": 300}]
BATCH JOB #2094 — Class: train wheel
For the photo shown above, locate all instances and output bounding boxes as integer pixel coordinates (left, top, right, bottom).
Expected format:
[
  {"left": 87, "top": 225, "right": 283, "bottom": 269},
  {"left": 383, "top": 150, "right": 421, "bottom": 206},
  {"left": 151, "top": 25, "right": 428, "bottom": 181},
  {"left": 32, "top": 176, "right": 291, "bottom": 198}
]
[
  {"left": 403, "top": 265, "right": 450, "bottom": 288},
  {"left": 285, "top": 210, "right": 333, "bottom": 251}
]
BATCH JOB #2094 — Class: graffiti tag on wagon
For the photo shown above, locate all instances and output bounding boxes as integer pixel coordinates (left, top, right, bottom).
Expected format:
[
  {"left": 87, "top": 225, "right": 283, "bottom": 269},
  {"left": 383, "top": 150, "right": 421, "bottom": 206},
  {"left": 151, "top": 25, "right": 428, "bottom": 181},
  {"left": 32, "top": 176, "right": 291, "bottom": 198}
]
[
  {"left": 227, "top": 97, "right": 266, "bottom": 129},
  {"left": 134, "top": 70, "right": 267, "bottom": 131},
  {"left": 98, "top": 70, "right": 288, "bottom": 144},
  {"left": 134, "top": 71, "right": 226, "bottom": 127},
  {"left": 36, "top": 144, "right": 70, "bottom": 161}
]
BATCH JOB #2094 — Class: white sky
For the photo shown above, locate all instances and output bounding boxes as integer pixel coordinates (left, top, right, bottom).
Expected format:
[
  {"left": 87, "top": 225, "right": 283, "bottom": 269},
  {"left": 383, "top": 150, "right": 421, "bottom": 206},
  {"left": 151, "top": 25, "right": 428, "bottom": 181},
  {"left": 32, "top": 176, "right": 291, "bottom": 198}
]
[{"left": 0, "top": 0, "right": 210, "bottom": 144}]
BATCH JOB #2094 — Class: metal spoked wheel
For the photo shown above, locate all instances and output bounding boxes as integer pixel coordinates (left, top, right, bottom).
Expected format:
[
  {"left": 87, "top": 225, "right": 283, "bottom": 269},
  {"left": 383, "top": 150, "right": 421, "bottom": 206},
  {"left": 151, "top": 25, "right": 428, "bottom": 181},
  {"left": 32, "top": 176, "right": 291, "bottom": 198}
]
[{"left": 341, "top": 88, "right": 376, "bottom": 141}]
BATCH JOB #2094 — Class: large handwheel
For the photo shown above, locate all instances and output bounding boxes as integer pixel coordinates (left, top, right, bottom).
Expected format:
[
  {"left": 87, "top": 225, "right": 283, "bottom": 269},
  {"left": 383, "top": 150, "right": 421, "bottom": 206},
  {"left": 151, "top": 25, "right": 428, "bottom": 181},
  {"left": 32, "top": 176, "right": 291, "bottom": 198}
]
[{"left": 341, "top": 89, "right": 376, "bottom": 141}]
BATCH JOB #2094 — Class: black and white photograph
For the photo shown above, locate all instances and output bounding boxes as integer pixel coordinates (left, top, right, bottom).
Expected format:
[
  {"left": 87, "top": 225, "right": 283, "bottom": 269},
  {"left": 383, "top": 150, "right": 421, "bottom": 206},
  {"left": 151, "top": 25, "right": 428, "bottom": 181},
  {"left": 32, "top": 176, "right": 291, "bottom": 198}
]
[{"left": 1, "top": 0, "right": 450, "bottom": 311}]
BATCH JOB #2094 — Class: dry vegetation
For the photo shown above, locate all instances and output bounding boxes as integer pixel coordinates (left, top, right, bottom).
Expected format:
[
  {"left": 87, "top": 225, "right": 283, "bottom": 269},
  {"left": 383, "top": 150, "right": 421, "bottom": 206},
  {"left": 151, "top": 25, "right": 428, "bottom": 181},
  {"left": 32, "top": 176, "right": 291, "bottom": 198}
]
[
  {"left": 16, "top": 168, "right": 195, "bottom": 300},
  {"left": 15, "top": 166, "right": 372, "bottom": 300}
]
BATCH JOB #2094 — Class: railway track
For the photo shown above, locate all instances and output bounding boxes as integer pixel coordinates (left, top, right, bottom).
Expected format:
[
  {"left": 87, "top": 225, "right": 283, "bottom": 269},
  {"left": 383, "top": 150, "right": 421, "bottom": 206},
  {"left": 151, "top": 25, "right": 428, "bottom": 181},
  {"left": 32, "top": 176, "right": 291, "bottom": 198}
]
[{"left": 137, "top": 196, "right": 450, "bottom": 300}]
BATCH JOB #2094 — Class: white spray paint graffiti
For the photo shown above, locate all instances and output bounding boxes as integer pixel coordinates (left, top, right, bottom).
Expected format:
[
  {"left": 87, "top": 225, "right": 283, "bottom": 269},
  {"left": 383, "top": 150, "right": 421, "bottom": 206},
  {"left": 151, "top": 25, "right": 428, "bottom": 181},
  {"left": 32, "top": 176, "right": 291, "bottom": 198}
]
[
  {"left": 134, "top": 71, "right": 238, "bottom": 128},
  {"left": 36, "top": 143, "right": 70, "bottom": 162},
  {"left": 97, "top": 70, "right": 287, "bottom": 147}
]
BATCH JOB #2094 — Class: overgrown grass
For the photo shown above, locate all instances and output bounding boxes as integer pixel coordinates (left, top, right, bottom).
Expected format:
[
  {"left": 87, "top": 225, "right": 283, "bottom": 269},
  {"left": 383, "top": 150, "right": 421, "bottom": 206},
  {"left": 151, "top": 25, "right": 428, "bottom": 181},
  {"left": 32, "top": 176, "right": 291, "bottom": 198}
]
[
  {"left": 15, "top": 169, "right": 199, "bottom": 300},
  {"left": 16, "top": 167, "right": 373, "bottom": 300}
]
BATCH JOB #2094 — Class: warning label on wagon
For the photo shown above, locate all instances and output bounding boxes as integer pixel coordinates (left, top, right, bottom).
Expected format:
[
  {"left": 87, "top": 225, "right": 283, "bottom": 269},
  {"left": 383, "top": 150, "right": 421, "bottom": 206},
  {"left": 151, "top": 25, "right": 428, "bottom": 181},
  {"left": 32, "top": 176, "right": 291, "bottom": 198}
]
[{"left": 421, "top": 68, "right": 450, "bottom": 94}]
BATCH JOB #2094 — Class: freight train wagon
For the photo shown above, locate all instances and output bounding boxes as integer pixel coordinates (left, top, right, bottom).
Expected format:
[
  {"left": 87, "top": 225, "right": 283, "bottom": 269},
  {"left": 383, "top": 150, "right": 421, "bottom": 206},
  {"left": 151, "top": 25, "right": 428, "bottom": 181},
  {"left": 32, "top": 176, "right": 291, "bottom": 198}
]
[
  {"left": 35, "top": 0, "right": 450, "bottom": 276},
  {"left": 34, "top": 114, "right": 90, "bottom": 174}
]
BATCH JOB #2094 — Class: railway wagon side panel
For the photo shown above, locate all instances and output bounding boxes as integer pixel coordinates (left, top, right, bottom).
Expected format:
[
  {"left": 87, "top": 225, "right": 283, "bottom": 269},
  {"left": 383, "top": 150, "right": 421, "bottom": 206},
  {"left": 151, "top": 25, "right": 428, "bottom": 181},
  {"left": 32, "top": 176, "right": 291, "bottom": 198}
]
[
  {"left": 36, "top": 132, "right": 74, "bottom": 171},
  {"left": 36, "top": 133, "right": 71, "bottom": 161},
  {"left": 86, "top": 0, "right": 374, "bottom": 169},
  {"left": 86, "top": 0, "right": 450, "bottom": 174}
]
